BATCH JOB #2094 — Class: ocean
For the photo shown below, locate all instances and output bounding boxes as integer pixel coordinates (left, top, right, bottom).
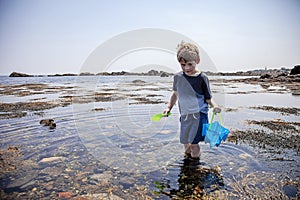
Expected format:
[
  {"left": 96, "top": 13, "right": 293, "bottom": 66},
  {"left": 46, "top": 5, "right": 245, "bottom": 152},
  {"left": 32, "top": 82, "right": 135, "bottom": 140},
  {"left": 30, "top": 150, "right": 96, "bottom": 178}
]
[{"left": 0, "top": 75, "right": 299, "bottom": 199}]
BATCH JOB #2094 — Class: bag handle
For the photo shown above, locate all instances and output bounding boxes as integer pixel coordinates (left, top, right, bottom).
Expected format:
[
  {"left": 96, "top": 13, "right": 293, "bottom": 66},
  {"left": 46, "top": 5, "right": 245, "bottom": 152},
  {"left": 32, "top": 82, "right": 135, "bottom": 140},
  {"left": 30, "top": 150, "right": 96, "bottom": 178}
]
[{"left": 208, "top": 112, "right": 223, "bottom": 130}]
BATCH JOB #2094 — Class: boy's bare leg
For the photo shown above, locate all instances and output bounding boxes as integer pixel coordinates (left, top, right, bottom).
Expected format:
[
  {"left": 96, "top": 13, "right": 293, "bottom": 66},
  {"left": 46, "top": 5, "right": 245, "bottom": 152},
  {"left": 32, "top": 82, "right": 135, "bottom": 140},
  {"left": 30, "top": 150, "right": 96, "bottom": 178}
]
[
  {"left": 190, "top": 144, "right": 200, "bottom": 158},
  {"left": 184, "top": 144, "right": 191, "bottom": 155}
]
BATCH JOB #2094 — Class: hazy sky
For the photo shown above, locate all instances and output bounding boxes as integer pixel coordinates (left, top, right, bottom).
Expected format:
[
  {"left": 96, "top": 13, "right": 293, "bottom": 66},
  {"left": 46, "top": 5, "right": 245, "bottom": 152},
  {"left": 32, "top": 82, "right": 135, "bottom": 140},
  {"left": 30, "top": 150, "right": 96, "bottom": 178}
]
[{"left": 0, "top": 0, "right": 299, "bottom": 75}]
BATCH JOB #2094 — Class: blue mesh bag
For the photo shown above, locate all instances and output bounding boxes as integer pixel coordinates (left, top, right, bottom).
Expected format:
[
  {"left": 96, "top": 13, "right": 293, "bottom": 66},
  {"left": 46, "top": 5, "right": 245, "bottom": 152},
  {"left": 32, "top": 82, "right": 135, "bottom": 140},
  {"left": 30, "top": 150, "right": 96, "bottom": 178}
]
[{"left": 202, "top": 112, "right": 230, "bottom": 148}]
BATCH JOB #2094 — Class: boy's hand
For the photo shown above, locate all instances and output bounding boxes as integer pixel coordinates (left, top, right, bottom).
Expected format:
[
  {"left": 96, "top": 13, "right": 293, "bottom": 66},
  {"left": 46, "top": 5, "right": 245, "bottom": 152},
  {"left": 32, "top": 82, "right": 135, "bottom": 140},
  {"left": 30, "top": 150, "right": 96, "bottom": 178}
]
[
  {"left": 213, "top": 107, "right": 222, "bottom": 113},
  {"left": 163, "top": 108, "right": 171, "bottom": 116}
]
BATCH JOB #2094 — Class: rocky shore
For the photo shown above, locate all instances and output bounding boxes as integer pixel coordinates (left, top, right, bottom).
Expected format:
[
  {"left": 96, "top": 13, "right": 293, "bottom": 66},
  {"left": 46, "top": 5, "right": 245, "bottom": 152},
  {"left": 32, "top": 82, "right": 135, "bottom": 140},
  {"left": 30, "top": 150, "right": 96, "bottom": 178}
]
[
  {"left": 218, "top": 73, "right": 300, "bottom": 95},
  {"left": 8, "top": 65, "right": 300, "bottom": 78},
  {"left": 8, "top": 70, "right": 173, "bottom": 77}
]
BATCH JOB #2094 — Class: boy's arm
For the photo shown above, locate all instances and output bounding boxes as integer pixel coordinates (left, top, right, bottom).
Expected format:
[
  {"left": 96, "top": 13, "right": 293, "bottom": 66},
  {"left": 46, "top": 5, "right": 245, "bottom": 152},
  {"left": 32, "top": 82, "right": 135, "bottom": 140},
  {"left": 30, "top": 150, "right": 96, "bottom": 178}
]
[
  {"left": 206, "top": 98, "right": 221, "bottom": 113},
  {"left": 163, "top": 91, "right": 178, "bottom": 115}
]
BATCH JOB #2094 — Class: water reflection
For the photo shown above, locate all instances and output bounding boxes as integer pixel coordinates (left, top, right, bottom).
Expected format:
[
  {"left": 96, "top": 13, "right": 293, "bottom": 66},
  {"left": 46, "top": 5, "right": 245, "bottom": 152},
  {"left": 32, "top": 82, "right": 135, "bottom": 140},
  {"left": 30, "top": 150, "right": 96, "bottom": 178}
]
[
  {"left": 154, "top": 157, "right": 224, "bottom": 199},
  {"left": 152, "top": 143, "right": 266, "bottom": 199}
]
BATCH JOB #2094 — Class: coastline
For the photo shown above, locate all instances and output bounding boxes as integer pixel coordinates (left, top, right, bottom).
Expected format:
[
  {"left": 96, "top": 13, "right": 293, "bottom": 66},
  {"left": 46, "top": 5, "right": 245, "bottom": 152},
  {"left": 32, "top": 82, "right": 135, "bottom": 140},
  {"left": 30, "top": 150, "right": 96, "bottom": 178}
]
[{"left": 7, "top": 66, "right": 297, "bottom": 77}]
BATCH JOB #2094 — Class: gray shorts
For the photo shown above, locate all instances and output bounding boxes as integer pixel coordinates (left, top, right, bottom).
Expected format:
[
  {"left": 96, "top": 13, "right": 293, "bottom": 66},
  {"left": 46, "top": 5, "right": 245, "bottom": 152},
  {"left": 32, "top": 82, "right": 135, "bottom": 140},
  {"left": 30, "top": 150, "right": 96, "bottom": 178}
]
[{"left": 180, "top": 112, "right": 208, "bottom": 144}]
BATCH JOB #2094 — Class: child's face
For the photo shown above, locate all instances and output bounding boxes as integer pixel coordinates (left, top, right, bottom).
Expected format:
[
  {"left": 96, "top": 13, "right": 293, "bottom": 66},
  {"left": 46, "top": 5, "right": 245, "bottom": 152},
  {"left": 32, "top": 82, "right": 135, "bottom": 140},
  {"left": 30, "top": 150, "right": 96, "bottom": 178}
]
[{"left": 180, "top": 60, "right": 197, "bottom": 76}]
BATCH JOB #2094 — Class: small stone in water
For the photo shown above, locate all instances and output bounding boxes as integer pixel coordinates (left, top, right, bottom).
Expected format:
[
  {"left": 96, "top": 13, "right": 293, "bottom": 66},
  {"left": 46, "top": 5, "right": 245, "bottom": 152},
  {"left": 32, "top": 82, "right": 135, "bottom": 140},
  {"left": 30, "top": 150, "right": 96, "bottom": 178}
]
[
  {"left": 214, "top": 165, "right": 221, "bottom": 173},
  {"left": 81, "top": 177, "right": 88, "bottom": 182},
  {"left": 65, "top": 168, "right": 72, "bottom": 172},
  {"left": 39, "top": 156, "right": 65, "bottom": 163},
  {"left": 58, "top": 191, "right": 72, "bottom": 199}
]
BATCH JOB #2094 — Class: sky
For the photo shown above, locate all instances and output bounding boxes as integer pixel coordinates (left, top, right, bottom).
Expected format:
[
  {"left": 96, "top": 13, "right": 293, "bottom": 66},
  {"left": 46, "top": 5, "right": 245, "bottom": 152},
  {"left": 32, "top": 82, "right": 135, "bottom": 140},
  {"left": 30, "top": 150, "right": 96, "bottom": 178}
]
[{"left": 0, "top": 0, "right": 299, "bottom": 75}]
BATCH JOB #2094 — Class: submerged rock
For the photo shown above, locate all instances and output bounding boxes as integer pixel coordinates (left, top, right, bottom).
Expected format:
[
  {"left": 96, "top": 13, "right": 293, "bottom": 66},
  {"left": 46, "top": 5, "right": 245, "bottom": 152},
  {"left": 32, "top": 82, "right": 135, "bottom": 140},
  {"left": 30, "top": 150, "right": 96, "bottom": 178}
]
[
  {"left": 39, "top": 156, "right": 65, "bottom": 164},
  {"left": 58, "top": 191, "right": 73, "bottom": 199},
  {"left": 0, "top": 146, "right": 22, "bottom": 173}
]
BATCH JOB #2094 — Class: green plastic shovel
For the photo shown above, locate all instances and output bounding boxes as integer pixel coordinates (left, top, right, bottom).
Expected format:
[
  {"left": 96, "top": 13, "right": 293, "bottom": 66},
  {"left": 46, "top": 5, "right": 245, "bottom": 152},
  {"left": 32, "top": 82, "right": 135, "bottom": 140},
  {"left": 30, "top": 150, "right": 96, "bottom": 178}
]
[{"left": 151, "top": 112, "right": 171, "bottom": 122}]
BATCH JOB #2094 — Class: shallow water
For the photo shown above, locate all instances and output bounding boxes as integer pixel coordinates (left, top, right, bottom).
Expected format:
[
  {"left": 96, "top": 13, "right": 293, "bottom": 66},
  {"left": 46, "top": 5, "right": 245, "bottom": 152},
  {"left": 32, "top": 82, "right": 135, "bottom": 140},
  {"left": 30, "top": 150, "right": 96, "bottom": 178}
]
[{"left": 0, "top": 75, "right": 299, "bottom": 199}]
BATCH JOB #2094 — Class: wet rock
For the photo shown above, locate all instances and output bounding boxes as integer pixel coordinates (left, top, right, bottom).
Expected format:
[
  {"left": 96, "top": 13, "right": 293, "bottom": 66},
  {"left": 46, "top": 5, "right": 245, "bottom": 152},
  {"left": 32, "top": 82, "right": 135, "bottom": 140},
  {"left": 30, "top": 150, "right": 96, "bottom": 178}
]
[
  {"left": 40, "top": 119, "right": 56, "bottom": 129},
  {"left": 49, "top": 122, "right": 56, "bottom": 129},
  {"left": 40, "top": 119, "right": 54, "bottom": 125}
]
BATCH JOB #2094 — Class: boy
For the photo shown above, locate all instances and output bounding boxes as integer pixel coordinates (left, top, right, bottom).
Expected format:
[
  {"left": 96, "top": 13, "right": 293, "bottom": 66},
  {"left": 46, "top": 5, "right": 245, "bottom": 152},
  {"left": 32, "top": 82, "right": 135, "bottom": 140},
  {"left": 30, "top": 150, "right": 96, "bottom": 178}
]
[{"left": 163, "top": 41, "right": 221, "bottom": 160}]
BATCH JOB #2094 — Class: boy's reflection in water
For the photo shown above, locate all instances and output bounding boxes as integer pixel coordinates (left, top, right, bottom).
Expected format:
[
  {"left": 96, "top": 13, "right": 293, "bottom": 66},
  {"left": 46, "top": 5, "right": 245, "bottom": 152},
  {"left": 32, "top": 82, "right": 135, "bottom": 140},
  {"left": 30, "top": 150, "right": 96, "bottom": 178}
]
[{"left": 155, "top": 157, "right": 224, "bottom": 199}]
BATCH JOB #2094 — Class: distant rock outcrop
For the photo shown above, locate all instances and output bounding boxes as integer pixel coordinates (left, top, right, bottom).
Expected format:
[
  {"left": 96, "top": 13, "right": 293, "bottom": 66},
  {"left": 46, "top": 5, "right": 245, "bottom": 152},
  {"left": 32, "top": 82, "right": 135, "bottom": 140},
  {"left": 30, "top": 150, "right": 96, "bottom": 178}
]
[
  {"left": 79, "top": 72, "right": 95, "bottom": 76},
  {"left": 9, "top": 72, "right": 32, "bottom": 77},
  {"left": 290, "top": 65, "right": 300, "bottom": 75},
  {"left": 260, "top": 74, "right": 272, "bottom": 79},
  {"left": 160, "top": 72, "right": 169, "bottom": 77}
]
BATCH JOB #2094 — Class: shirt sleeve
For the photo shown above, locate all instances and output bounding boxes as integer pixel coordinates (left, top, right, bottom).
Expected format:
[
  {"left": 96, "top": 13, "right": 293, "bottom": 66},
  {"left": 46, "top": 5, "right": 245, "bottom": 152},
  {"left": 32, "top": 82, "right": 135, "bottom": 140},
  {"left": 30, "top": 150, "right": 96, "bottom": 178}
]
[{"left": 201, "top": 74, "right": 212, "bottom": 100}]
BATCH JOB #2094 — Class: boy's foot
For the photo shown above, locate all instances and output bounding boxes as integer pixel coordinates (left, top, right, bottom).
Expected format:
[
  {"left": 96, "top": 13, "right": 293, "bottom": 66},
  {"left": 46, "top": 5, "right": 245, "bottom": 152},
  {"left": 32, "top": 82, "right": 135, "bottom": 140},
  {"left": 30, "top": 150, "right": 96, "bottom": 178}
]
[
  {"left": 184, "top": 153, "right": 200, "bottom": 160},
  {"left": 183, "top": 153, "right": 200, "bottom": 165}
]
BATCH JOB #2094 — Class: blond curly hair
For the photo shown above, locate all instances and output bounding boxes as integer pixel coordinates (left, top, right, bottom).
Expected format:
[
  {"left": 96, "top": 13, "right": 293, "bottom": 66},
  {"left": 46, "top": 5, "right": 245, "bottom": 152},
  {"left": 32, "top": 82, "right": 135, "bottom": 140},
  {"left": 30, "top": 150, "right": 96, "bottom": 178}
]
[{"left": 177, "top": 41, "right": 200, "bottom": 62}]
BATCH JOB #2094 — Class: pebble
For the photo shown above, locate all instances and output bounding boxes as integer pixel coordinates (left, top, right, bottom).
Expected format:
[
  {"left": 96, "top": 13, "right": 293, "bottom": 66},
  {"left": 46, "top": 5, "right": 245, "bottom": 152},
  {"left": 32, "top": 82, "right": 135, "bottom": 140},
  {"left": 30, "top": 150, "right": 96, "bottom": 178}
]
[
  {"left": 81, "top": 177, "right": 88, "bottom": 182},
  {"left": 65, "top": 168, "right": 72, "bottom": 172}
]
